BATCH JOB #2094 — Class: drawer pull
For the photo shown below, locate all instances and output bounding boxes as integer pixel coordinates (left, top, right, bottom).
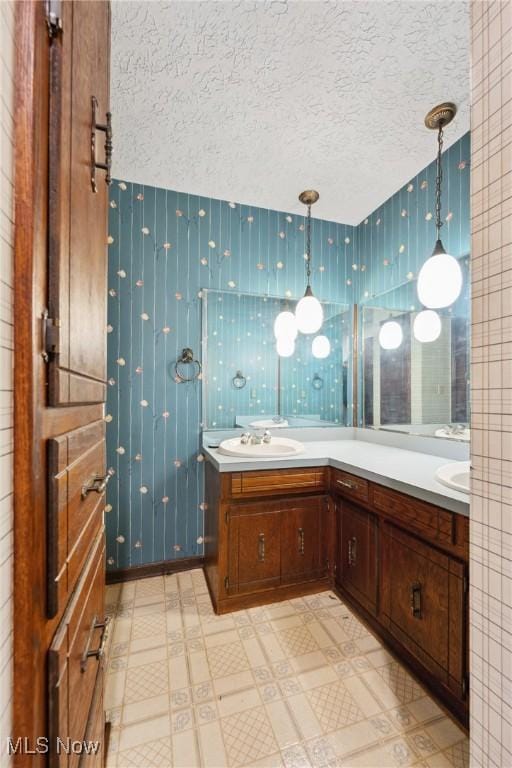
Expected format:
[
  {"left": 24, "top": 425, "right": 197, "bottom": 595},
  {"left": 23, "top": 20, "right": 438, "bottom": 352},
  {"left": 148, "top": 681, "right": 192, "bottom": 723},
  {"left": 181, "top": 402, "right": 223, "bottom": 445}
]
[
  {"left": 410, "top": 582, "right": 422, "bottom": 619},
  {"left": 82, "top": 473, "right": 110, "bottom": 499},
  {"left": 337, "top": 479, "right": 356, "bottom": 490},
  {"left": 258, "top": 533, "right": 265, "bottom": 562},
  {"left": 298, "top": 527, "right": 305, "bottom": 555},
  {"left": 348, "top": 536, "right": 357, "bottom": 566},
  {"left": 81, "top": 616, "right": 109, "bottom": 672}
]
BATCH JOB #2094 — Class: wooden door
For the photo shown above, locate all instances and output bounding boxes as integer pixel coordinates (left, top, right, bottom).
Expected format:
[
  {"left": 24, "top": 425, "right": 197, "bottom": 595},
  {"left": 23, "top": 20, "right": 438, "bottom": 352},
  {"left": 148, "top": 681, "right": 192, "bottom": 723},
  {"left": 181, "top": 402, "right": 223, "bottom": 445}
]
[
  {"left": 337, "top": 500, "right": 377, "bottom": 614},
  {"left": 48, "top": 0, "right": 110, "bottom": 405},
  {"left": 13, "top": 2, "right": 110, "bottom": 763},
  {"left": 383, "top": 524, "right": 456, "bottom": 683},
  {"left": 281, "top": 497, "right": 323, "bottom": 583},
  {"left": 228, "top": 504, "right": 281, "bottom": 594}
]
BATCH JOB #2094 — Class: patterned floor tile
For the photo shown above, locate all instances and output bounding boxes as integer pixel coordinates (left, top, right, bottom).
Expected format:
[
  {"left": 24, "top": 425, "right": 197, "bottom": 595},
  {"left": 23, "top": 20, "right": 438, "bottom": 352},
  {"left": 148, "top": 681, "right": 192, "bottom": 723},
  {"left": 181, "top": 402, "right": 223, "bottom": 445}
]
[
  {"left": 105, "top": 579, "right": 469, "bottom": 768},
  {"left": 116, "top": 736, "right": 172, "bottom": 767},
  {"left": 221, "top": 705, "right": 279, "bottom": 766},
  {"left": 306, "top": 680, "right": 363, "bottom": 732}
]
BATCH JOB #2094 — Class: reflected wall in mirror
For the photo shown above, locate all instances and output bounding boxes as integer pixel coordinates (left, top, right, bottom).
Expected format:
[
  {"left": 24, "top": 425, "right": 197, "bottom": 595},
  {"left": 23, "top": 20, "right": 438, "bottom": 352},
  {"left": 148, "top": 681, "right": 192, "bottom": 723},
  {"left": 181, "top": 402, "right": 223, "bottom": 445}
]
[
  {"left": 203, "top": 289, "right": 352, "bottom": 429},
  {"left": 361, "top": 256, "right": 470, "bottom": 440}
]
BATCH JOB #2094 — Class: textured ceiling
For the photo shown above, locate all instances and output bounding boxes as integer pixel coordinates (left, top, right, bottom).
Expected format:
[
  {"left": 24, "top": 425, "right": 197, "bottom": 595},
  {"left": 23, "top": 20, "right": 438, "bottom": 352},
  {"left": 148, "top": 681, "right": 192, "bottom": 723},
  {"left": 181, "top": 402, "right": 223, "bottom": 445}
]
[{"left": 111, "top": 0, "right": 470, "bottom": 225}]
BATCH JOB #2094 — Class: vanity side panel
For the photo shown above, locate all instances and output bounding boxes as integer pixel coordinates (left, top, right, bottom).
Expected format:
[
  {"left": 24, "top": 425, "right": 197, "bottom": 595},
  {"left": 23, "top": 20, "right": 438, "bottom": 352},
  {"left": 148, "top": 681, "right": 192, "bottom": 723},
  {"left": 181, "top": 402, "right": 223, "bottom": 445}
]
[{"left": 204, "top": 461, "right": 224, "bottom": 610}]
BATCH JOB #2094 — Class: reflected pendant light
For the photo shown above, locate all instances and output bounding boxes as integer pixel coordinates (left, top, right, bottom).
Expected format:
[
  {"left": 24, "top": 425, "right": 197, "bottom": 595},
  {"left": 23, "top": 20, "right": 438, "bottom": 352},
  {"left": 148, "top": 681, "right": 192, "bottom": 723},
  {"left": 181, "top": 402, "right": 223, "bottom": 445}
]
[
  {"left": 295, "top": 190, "right": 324, "bottom": 334},
  {"left": 276, "top": 335, "right": 295, "bottom": 357},
  {"left": 273, "top": 310, "right": 298, "bottom": 341},
  {"left": 312, "top": 335, "right": 331, "bottom": 359},
  {"left": 417, "top": 103, "right": 463, "bottom": 309},
  {"left": 413, "top": 309, "right": 442, "bottom": 343},
  {"left": 379, "top": 320, "right": 403, "bottom": 350}
]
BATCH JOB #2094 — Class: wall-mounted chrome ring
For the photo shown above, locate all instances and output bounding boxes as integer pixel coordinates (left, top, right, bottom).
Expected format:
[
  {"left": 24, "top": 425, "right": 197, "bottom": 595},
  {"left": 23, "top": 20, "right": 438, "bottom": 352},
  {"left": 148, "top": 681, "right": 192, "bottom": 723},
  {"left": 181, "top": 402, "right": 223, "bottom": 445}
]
[
  {"left": 174, "top": 348, "right": 202, "bottom": 382},
  {"left": 232, "top": 370, "right": 247, "bottom": 389}
]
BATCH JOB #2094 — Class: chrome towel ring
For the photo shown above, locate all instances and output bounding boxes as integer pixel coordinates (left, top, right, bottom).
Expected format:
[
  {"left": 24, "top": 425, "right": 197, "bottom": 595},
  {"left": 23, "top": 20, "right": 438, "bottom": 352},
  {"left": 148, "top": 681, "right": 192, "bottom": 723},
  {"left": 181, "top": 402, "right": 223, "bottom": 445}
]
[{"left": 174, "top": 348, "right": 202, "bottom": 383}]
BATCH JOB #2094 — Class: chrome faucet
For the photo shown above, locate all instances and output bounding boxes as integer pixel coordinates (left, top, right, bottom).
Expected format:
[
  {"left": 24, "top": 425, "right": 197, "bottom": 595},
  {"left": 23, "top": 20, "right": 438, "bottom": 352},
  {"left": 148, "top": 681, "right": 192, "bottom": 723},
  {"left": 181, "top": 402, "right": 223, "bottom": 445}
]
[{"left": 240, "top": 430, "right": 272, "bottom": 445}]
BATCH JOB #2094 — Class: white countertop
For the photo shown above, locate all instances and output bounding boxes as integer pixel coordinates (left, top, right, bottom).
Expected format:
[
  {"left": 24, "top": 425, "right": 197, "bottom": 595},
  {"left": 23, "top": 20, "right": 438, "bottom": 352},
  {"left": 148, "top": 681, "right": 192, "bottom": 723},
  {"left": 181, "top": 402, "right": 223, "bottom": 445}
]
[{"left": 203, "top": 438, "right": 470, "bottom": 516}]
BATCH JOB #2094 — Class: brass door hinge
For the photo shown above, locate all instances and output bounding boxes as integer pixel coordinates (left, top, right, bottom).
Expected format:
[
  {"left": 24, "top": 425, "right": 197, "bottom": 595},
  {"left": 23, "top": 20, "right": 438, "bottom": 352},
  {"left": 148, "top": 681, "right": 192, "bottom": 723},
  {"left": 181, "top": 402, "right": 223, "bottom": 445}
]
[
  {"left": 46, "top": 0, "right": 62, "bottom": 37},
  {"left": 42, "top": 309, "right": 61, "bottom": 361}
]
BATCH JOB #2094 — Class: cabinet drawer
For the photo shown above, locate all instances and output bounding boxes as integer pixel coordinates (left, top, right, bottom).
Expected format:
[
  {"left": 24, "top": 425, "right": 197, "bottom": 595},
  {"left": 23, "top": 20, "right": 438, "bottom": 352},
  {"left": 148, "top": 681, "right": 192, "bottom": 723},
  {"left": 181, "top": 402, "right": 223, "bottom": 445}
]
[
  {"left": 230, "top": 468, "right": 325, "bottom": 497},
  {"left": 48, "top": 420, "right": 106, "bottom": 619},
  {"left": 372, "top": 484, "right": 454, "bottom": 547},
  {"left": 331, "top": 468, "right": 369, "bottom": 504},
  {"left": 49, "top": 528, "right": 106, "bottom": 768}
]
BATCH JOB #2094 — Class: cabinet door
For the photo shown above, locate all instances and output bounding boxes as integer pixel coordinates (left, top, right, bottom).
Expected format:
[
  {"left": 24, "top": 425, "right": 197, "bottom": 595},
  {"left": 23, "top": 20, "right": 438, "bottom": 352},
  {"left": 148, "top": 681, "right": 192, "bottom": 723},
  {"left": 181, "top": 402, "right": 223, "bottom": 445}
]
[
  {"left": 48, "top": 0, "right": 110, "bottom": 404},
  {"left": 281, "top": 497, "right": 323, "bottom": 583},
  {"left": 337, "top": 500, "right": 377, "bottom": 614},
  {"left": 383, "top": 523, "right": 465, "bottom": 686},
  {"left": 229, "top": 505, "right": 281, "bottom": 595}
]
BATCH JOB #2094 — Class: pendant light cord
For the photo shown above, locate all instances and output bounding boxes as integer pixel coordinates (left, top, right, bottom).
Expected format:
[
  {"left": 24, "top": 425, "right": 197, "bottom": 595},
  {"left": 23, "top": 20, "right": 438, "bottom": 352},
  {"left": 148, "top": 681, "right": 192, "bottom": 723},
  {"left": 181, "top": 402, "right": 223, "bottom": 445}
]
[
  {"left": 435, "top": 122, "right": 444, "bottom": 239},
  {"left": 305, "top": 203, "right": 312, "bottom": 285}
]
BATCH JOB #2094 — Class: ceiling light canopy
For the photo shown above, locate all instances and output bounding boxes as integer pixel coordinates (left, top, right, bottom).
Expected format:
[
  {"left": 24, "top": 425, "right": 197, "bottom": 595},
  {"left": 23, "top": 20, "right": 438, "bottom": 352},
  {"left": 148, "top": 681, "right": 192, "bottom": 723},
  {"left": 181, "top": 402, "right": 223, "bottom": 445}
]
[{"left": 416, "top": 102, "right": 463, "bottom": 310}]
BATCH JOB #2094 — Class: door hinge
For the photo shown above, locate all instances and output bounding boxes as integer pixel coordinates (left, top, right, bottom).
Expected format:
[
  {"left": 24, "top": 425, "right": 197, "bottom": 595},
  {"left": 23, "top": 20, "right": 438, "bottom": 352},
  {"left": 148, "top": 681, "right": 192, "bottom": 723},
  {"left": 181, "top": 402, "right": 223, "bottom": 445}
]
[
  {"left": 463, "top": 574, "right": 469, "bottom": 595},
  {"left": 462, "top": 674, "right": 469, "bottom": 698},
  {"left": 224, "top": 508, "right": 229, "bottom": 524},
  {"left": 224, "top": 576, "right": 229, "bottom": 591},
  {"left": 42, "top": 309, "right": 61, "bottom": 361},
  {"left": 46, "top": 0, "right": 62, "bottom": 38}
]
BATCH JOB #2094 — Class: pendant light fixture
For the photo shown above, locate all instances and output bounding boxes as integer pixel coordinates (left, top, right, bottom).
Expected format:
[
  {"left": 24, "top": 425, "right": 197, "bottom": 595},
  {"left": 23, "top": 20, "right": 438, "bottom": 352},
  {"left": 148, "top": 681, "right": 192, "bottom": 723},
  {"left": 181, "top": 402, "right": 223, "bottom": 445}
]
[
  {"left": 417, "top": 103, "right": 462, "bottom": 309},
  {"left": 379, "top": 319, "right": 403, "bottom": 350},
  {"left": 295, "top": 190, "right": 324, "bottom": 334}
]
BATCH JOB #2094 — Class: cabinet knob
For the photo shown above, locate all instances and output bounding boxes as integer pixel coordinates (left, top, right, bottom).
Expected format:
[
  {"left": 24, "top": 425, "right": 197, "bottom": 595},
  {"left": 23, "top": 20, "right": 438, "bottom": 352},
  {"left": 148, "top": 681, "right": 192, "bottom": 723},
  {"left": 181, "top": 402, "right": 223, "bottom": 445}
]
[
  {"left": 298, "top": 527, "right": 305, "bottom": 555},
  {"left": 410, "top": 582, "right": 422, "bottom": 618},
  {"left": 258, "top": 533, "right": 265, "bottom": 562}
]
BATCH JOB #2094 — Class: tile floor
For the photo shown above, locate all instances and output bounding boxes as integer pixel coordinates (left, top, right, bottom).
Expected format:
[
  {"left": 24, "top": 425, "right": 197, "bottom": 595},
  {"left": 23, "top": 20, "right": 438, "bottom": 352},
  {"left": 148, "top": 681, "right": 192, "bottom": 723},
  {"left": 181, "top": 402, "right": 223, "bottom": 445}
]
[{"left": 104, "top": 569, "right": 469, "bottom": 768}]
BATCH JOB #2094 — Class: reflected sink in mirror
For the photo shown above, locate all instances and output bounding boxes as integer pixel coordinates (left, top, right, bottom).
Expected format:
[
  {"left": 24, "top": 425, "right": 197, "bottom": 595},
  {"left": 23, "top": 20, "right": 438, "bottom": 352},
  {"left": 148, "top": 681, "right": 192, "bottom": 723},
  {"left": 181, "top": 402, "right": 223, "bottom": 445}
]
[
  {"left": 434, "top": 426, "right": 470, "bottom": 441},
  {"left": 218, "top": 436, "right": 304, "bottom": 458},
  {"left": 435, "top": 461, "right": 470, "bottom": 494},
  {"left": 249, "top": 418, "right": 289, "bottom": 429}
]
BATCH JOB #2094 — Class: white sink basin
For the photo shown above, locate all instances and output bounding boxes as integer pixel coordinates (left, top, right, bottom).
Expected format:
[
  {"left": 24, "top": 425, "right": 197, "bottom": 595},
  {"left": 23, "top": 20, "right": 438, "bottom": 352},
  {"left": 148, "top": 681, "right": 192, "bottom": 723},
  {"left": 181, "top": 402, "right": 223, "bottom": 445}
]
[
  {"left": 249, "top": 418, "right": 289, "bottom": 429},
  {"left": 435, "top": 461, "right": 470, "bottom": 494},
  {"left": 218, "top": 436, "right": 304, "bottom": 458}
]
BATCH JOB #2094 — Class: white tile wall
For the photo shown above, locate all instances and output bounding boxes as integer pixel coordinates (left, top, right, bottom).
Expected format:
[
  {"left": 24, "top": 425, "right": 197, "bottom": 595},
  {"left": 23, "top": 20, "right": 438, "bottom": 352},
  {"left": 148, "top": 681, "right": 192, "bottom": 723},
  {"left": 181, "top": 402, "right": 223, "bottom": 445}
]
[
  {"left": 470, "top": 1, "right": 512, "bottom": 766},
  {"left": 0, "top": 0, "right": 14, "bottom": 763}
]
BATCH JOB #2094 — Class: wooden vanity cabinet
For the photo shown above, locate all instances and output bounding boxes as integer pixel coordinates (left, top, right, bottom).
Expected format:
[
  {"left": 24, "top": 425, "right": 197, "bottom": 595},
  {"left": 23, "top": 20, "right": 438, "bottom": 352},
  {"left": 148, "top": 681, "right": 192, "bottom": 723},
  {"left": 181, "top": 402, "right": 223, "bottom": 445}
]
[
  {"left": 204, "top": 463, "right": 330, "bottom": 612},
  {"left": 205, "top": 460, "right": 469, "bottom": 726}
]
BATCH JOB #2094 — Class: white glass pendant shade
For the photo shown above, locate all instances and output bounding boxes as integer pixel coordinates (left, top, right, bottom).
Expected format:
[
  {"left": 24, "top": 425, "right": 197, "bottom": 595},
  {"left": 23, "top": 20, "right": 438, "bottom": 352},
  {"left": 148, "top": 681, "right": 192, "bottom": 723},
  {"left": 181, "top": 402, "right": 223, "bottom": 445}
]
[
  {"left": 312, "top": 335, "right": 331, "bottom": 359},
  {"left": 417, "top": 240, "right": 463, "bottom": 309},
  {"left": 276, "top": 336, "right": 295, "bottom": 357},
  {"left": 379, "top": 320, "right": 403, "bottom": 350},
  {"left": 273, "top": 311, "right": 298, "bottom": 340},
  {"left": 295, "top": 287, "right": 323, "bottom": 334},
  {"left": 413, "top": 309, "right": 442, "bottom": 343}
]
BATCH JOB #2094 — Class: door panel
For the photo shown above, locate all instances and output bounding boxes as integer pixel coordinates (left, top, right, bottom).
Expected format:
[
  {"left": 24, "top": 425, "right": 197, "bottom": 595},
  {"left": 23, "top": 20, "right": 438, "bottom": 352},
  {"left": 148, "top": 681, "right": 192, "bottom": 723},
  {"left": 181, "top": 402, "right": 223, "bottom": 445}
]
[
  {"left": 234, "top": 507, "right": 281, "bottom": 594},
  {"left": 47, "top": 420, "right": 106, "bottom": 619},
  {"left": 48, "top": 0, "right": 110, "bottom": 405},
  {"left": 386, "top": 524, "right": 451, "bottom": 680},
  {"left": 281, "top": 498, "right": 322, "bottom": 583},
  {"left": 337, "top": 500, "right": 377, "bottom": 614}
]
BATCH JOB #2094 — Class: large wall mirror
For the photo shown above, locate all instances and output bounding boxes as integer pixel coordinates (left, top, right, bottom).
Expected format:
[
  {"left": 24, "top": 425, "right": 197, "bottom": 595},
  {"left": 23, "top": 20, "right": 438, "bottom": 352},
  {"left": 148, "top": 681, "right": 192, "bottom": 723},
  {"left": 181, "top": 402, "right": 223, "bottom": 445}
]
[
  {"left": 202, "top": 289, "right": 353, "bottom": 429},
  {"left": 359, "top": 255, "right": 470, "bottom": 441}
]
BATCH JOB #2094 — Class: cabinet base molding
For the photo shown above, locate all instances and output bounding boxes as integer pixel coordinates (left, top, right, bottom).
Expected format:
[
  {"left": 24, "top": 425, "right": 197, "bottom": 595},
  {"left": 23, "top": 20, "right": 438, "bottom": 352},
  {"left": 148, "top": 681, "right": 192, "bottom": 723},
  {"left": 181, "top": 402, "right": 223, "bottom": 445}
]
[
  {"left": 333, "top": 583, "right": 469, "bottom": 730},
  {"left": 206, "top": 576, "right": 331, "bottom": 615},
  {"left": 106, "top": 555, "right": 205, "bottom": 584}
]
